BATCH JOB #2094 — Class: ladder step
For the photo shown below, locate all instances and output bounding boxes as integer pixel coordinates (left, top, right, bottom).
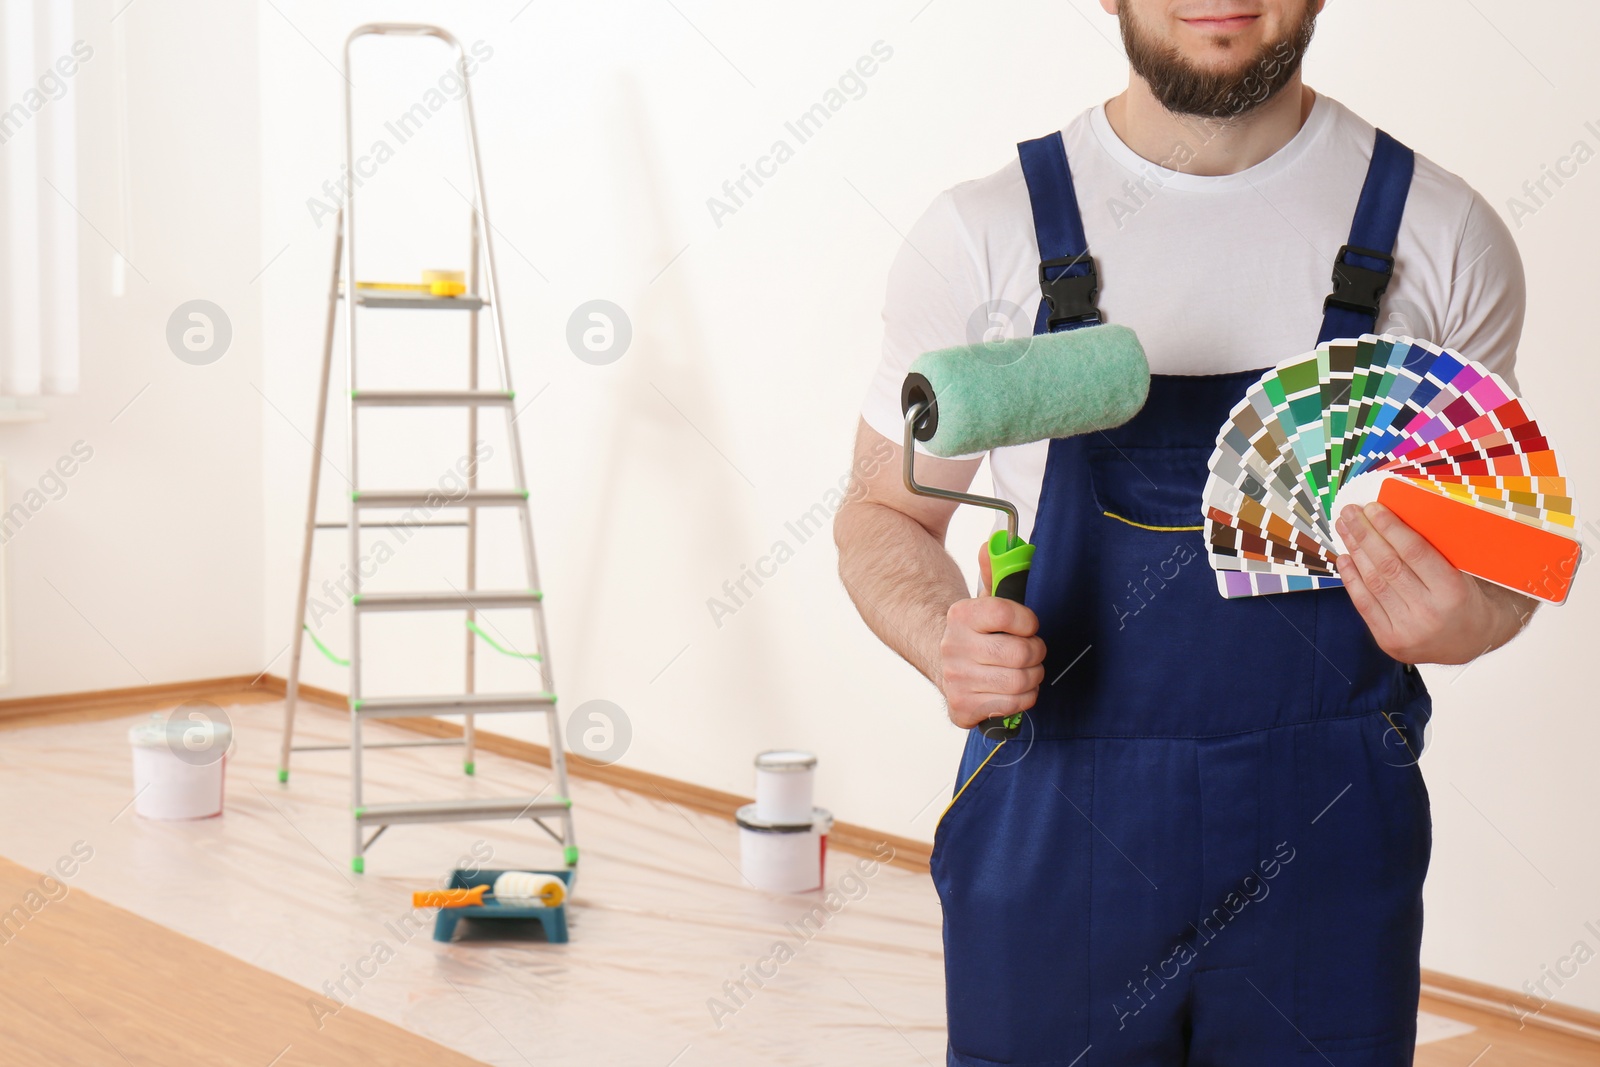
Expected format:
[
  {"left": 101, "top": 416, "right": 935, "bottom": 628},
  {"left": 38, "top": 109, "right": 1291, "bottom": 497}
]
[
  {"left": 315, "top": 520, "right": 469, "bottom": 530},
  {"left": 351, "top": 291, "right": 485, "bottom": 311},
  {"left": 355, "top": 796, "right": 570, "bottom": 826},
  {"left": 352, "top": 390, "right": 514, "bottom": 408},
  {"left": 353, "top": 489, "right": 527, "bottom": 508},
  {"left": 292, "top": 739, "right": 464, "bottom": 752},
  {"left": 354, "top": 693, "right": 557, "bottom": 718},
  {"left": 353, "top": 589, "right": 542, "bottom": 612}
]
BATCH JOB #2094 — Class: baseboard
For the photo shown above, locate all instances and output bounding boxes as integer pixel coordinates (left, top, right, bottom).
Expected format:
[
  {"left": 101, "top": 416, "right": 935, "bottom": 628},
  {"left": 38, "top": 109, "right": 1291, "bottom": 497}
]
[
  {"left": 1421, "top": 967, "right": 1600, "bottom": 1042},
  {"left": 0, "top": 675, "right": 271, "bottom": 727},
  {"left": 254, "top": 673, "right": 346, "bottom": 711}
]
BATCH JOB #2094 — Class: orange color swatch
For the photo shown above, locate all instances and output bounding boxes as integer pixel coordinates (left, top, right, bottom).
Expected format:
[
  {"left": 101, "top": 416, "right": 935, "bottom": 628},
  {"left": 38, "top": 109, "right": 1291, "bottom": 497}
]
[{"left": 1378, "top": 477, "right": 1580, "bottom": 604}]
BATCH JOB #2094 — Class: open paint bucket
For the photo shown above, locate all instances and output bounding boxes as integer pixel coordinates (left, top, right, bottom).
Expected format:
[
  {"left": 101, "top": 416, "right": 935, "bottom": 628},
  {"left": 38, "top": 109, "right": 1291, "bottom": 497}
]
[
  {"left": 128, "top": 711, "right": 231, "bottom": 820},
  {"left": 753, "top": 749, "right": 817, "bottom": 825},
  {"left": 737, "top": 804, "right": 833, "bottom": 893}
]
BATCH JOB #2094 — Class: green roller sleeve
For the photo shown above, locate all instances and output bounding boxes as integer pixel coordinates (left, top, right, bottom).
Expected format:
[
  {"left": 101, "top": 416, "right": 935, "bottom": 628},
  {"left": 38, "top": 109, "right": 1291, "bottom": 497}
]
[{"left": 902, "top": 323, "right": 1150, "bottom": 457}]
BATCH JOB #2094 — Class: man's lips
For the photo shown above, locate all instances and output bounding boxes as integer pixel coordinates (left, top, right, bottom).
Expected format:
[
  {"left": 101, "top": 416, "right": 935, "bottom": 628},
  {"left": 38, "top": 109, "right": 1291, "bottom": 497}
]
[{"left": 1182, "top": 14, "right": 1261, "bottom": 32}]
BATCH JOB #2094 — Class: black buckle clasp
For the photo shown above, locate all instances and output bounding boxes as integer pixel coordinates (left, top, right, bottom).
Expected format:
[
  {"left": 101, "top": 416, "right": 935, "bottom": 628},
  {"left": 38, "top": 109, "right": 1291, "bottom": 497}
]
[
  {"left": 1039, "top": 253, "right": 1102, "bottom": 330},
  {"left": 1324, "top": 243, "right": 1395, "bottom": 319}
]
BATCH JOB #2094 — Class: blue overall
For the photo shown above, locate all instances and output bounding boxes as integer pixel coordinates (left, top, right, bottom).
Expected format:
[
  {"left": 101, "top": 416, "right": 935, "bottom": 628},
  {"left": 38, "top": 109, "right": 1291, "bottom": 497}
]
[{"left": 930, "top": 130, "right": 1434, "bottom": 1065}]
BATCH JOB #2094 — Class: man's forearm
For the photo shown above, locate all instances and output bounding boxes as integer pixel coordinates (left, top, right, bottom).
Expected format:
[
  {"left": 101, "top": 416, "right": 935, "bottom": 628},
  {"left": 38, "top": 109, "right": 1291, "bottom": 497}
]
[{"left": 835, "top": 499, "right": 970, "bottom": 686}]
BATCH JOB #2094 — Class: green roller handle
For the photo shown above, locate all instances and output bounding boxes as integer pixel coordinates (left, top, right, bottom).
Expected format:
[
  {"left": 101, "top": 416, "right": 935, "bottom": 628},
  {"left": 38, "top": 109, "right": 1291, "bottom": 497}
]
[
  {"left": 983, "top": 530, "right": 1035, "bottom": 738},
  {"left": 989, "top": 529, "right": 1033, "bottom": 603}
]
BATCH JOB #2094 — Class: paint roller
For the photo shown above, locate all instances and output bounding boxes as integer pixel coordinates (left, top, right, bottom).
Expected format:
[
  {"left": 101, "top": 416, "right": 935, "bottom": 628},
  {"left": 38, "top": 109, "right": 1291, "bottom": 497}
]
[
  {"left": 900, "top": 323, "right": 1151, "bottom": 729},
  {"left": 412, "top": 871, "right": 567, "bottom": 909}
]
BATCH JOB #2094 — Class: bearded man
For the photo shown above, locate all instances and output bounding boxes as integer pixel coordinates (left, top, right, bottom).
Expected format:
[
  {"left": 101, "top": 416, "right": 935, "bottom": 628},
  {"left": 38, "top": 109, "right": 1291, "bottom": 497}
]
[{"left": 835, "top": 3, "right": 1527, "bottom": 1063}]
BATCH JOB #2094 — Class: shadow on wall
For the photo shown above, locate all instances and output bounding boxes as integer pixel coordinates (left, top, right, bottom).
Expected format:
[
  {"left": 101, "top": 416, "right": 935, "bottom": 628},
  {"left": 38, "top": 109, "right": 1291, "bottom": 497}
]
[{"left": 563, "top": 72, "right": 786, "bottom": 740}]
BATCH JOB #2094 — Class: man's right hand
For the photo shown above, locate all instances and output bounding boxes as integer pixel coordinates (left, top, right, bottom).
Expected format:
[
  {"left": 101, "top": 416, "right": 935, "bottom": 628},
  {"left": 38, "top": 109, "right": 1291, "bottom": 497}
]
[
  {"left": 834, "top": 421, "right": 1046, "bottom": 727},
  {"left": 937, "top": 545, "right": 1047, "bottom": 729}
]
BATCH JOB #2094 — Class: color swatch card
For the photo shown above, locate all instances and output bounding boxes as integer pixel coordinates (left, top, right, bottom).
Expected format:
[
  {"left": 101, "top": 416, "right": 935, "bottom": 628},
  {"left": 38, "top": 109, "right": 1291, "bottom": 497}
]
[{"left": 1204, "top": 335, "right": 1582, "bottom": 604}]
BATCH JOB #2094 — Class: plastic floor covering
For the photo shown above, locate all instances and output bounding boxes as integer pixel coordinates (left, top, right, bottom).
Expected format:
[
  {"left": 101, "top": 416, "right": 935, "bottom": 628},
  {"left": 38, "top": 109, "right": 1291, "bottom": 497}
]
[
  {"left": 0, "top": 701, "right": 1478, "bottom": 1063},
  {"left": 0, "top": 701, "right": 946, "bottom": 1065}
]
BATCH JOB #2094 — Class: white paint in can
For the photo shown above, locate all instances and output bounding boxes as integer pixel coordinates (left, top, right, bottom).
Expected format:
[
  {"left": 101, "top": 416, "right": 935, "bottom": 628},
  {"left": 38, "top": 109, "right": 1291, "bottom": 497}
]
[
  {"left": 753, "top": 749, "right": 817, "bottom": 826},
  {"left": 737, "top": 803, "right": 834, "bottom": 894},
  {"left": 127, "top": 715, "right": 230, "bottom": 820}
]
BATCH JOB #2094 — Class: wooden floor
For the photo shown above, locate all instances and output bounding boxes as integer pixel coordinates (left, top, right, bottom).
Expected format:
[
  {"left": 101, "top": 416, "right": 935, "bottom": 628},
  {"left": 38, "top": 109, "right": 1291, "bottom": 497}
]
[
  {"left": 0, "top": 682, "right": 1594, "bottom": 1065},
  {"left": 0, "top": 855, "right": 482, "bottom": 1066},
  {"left": 0, "top": 697, "right": 954, "bottom": 1065},
  {"left": 3, "top": 847, "right": 1588, "bottom": 1067},
  {"left": 1414, "top": 994, "right": 1598, "bottom": 1066}
]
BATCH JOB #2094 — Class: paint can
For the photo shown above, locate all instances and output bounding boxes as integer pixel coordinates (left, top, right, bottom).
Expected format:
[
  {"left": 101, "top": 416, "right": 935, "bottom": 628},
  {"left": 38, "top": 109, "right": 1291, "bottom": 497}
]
[
  {"left": 128, "top": 712, "right": 231, "bottom": 820},
  {"left": 753, "top": 749, "right": 817, "bottom": 825},
  {"left": 737, "top": 804, "right": 833, "bottom": 894}
]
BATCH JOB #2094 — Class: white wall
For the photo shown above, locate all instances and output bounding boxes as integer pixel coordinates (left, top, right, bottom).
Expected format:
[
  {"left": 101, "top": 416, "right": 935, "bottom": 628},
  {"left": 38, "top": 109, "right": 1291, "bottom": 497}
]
[
  {"left": 257, "top": 0, "right": 1053, "bottom": 875},
  {"left": 1349, "top": 4, "right": 1600, "bottom": 1013},
  {"left": 0, "top": 0, "right": 1570, "bottom": 1013},
  {"left": 1, "top": 0, "right": 262, "bottom": 695}
]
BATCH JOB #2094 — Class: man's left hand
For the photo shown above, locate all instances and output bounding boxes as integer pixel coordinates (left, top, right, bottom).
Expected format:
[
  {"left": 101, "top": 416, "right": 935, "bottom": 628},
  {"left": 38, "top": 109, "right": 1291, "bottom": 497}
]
[{"left": 1335, "top": 502, "right": 1535, "bottom": 666}]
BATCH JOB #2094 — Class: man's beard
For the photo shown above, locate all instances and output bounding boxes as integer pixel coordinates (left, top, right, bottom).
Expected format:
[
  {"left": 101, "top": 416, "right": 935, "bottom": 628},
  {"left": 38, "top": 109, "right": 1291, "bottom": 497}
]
[{"left": 1117, "top": 5, "right": 1318, "bottom": 119}]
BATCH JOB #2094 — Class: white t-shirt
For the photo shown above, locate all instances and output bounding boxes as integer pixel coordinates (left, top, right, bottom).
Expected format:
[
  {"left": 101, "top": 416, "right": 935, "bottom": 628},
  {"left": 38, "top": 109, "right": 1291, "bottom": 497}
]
[{"left": 862, "top": 92, "right": 1525, "bottom": 539}]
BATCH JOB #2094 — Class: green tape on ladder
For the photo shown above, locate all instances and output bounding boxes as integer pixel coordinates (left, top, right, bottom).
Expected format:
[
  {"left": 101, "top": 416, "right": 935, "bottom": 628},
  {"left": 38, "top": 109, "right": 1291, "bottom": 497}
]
[
  {"left": 304, "top": 624, "right": 350, "bottom": 667},
  {"left": 466, "top": 619, "right": 542, "bottom": 661},
  {"left": 563, "top": 845, "right": 579, "bottom": 866}
]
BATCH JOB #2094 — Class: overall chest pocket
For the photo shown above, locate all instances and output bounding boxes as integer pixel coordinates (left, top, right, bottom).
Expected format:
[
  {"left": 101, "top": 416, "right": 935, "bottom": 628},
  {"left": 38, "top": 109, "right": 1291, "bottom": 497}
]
[{"left": 1086, "top": 444, "right": 1212, "bottom": 531}]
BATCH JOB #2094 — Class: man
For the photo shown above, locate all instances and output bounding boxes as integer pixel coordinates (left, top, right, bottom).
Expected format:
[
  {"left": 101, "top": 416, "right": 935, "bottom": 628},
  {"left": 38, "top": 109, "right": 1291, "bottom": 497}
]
[{"left": 834, "top": 2, "right": 1533, "bottom": 1063}]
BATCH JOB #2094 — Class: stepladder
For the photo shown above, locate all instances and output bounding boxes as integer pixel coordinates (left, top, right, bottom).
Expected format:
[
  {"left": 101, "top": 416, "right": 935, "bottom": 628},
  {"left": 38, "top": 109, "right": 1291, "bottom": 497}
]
[{"left": 276, "top": 22, "right": 577, "bottom": 879}]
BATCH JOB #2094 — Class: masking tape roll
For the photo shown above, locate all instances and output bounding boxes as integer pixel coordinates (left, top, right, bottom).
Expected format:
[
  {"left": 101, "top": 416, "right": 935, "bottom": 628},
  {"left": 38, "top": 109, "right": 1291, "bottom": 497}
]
[
  {"left": 422, "top": 269, "right": 466, "bottom": 297},
  {"left": 355, "top": 270, "right": 467, "bottom": 298}
]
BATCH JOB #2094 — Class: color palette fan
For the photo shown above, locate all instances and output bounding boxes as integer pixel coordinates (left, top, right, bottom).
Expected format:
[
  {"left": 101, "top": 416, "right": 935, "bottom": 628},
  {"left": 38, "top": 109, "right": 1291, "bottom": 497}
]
[{"left": 1204, "top": 334, "right": 1581, "bottom": 604}]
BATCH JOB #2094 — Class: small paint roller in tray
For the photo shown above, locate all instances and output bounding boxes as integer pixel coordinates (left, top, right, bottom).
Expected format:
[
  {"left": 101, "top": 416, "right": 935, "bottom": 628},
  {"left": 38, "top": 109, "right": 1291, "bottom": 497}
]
[
  {"left": 899, "top": 324, "right": 1152, "bottom": 733},
  {"left": 413, "top": 870, "right": 566, "bottom": 909}
]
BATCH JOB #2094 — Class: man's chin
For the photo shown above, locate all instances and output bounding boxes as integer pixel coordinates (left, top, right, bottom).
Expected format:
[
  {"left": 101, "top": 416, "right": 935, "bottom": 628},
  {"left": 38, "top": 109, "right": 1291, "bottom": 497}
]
[
  {"left": 1121, "top": 3, "right": 1317, "bottom": 119},
  {"left": 1186, "top": 54, "right": 1267, "bottom": 78}
]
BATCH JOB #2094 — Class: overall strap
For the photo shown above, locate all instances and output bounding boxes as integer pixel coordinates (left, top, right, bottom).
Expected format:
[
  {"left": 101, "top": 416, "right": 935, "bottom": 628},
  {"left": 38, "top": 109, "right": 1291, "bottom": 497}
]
[
  {"left": 1019, "top": 132, "right": 1101, "bottom": 335},
  {"left": 1318, "top": 129, "right": 1415, "bottom": 345}
]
